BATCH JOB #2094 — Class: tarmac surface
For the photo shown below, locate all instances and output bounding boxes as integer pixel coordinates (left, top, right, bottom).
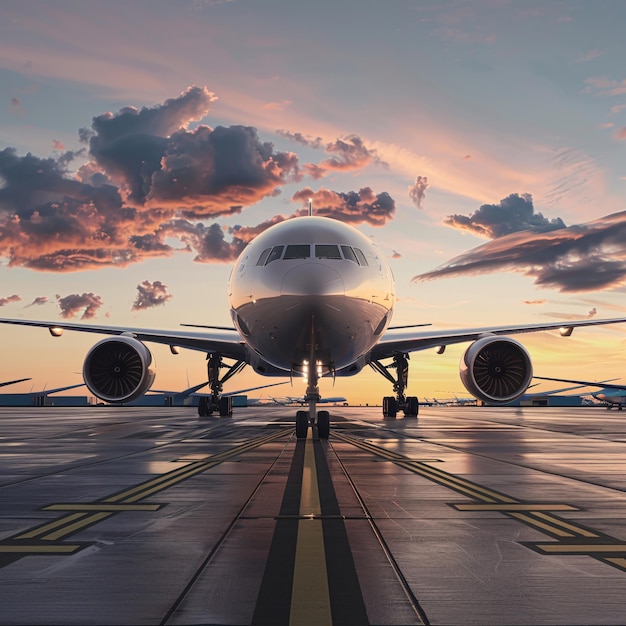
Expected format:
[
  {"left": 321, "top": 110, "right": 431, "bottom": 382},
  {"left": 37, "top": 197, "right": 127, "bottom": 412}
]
[{"left": 2, "top": 404, "right": 626, "bottom": 625}]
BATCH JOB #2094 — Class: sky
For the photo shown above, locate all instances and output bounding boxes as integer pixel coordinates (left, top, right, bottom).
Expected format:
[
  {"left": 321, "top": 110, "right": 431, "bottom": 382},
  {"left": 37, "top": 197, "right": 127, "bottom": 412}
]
[{"left": 2, "top": 0, "right": 626, "bottom": 404}]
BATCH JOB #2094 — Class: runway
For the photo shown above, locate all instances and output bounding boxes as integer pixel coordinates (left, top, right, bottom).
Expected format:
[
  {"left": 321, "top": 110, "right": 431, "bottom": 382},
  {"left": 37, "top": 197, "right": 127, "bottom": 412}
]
[{"left": 2, "top": 404, "right": 626, "bottom": 625}]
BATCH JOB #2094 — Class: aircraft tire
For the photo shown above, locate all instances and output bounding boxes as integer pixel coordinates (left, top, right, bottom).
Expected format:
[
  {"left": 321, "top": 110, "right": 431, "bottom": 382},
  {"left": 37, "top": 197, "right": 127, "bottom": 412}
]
[
  {"left": 383, "top": 396, "right": 397, "bottom": 418},
  {"left": 317, "top": 410, "right": 330, "bottom": 439},
  {"left": 404, "top": 396, "right": 419, "bottom": 417},
  {"left": 198, "top": 396, "right": 210, "bottom": 417},
  {"left": 296, "top": 410, "right": 308, "bottom": 439},
  {"left": 219, "top": 396, "right": 233, "bottom": 417}
]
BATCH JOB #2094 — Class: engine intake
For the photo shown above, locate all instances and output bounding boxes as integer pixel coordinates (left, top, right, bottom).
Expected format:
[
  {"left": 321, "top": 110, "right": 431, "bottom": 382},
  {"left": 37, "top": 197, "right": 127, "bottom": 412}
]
[
  {"left": 460, "top": 335, "right": 532, "bottom": 404},
  {"left": 83, "top": 336, "right": 155, "bottom": 403}
]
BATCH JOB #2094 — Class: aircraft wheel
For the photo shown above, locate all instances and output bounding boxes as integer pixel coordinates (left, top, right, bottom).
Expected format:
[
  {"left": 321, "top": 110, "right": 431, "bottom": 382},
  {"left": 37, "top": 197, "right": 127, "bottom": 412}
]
[
  {"left": 198, "top": 396, "right": 210, "bottom": 417},
  {"left": 219, "top": 396, "right": 233, "bottom": 417},
  {"left": 383, "top": 396, "right": 397, "bottom": 418},
  {"left": 317, "top": 410, "right": 330, "bottom": 439},
  {"left": 296, "top": 410, "right": 308, "bottom": 439},
  {"left": 404, "top": 396, "right": 419, "bottom": 418}
]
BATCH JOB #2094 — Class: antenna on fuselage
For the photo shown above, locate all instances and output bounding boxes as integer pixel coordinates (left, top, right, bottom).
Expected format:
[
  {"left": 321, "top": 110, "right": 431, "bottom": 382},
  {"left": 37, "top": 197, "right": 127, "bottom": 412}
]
[{"left": 308, "top": 198, "right": 313, "bottom": 216}]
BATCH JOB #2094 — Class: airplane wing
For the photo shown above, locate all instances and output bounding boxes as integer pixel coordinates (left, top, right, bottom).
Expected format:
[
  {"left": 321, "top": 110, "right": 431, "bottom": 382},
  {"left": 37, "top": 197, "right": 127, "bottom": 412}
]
[
  {"left": 534, "top": 376, "right": 626, "bottom": 391},
  {"left": 0, "top": 377, "right": 32, "bottom": 388},
  {"left": 37, "top": 383, "right": 86, "bottom": 395},
  {"left": 371, "top": 318, "right": 626, "bottom": 359},
  {"left": 0, "top": 318, "right": 247, "bottom": 360}
]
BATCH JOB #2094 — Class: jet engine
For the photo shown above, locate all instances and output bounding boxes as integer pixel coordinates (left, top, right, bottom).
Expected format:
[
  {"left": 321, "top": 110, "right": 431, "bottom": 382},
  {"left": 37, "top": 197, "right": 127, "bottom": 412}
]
[
  {"left": 459, "top": 335, "right": 532, "bottom": 404},
  {"left": 83, "top": 336, "right": 155, "bottom": 403}
]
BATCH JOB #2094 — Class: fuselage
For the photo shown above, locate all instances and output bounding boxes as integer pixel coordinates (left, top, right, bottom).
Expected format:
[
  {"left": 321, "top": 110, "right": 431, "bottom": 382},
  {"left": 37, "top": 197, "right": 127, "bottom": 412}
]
[{"left": 228, "top": 216, "right": 395, "bottom": 377}]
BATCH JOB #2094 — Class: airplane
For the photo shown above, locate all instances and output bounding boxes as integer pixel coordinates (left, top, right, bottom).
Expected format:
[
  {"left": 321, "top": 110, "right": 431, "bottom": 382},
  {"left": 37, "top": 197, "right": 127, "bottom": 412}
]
[
  {"left": 2, "top": 210, "right": 626, "bottom": 438},
  {"left": 534, "top": 376, "right": 626, "bottom": 410},
  {"left": 145, "top": 381, "right": 289, "bottom": 407},
  {"left": 0, "top": 377, "right": 31, "bottom": 388},
  {"left": 0, "top": 381, "right": 85, "bottom": 407},
  {"left": 257, "top": 395, "right": 348, "bottom": 407}
]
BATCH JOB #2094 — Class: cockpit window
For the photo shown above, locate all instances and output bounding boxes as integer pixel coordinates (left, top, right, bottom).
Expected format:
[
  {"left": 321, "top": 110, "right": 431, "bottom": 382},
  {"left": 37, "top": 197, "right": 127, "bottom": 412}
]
[
  {"left": 315, "top": 244, "right": 341, "bottom": 259},
  {"left": 256, "top": 248, "right": 272, "bottom": 266},
  {"left": 284, "top": 244, "right": 311, "bottom": 259},
  {"left": 354, "top": 248, "right": 368, "bottom": 266},
  {"left": 266, "top": 245, "right": 284, "bottom": 264},
  {"left": 341, "top": 245, "right": 358, "bottom": 264}
]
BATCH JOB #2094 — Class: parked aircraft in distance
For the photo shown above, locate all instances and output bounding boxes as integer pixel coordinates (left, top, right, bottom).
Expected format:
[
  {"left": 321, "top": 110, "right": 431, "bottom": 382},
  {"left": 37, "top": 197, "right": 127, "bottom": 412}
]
[
  {"left": 250, "top": 395, "right": 348, "bottom": 407},
  {"left": 0, "top": 382, "right": 85, "bottom": 407},
  {"left": 534, "top": 376, "right": 626, "bottom": 410},
  {"left": 0, "top": 377, "right": 31, "bottom": 388},
  {"left": 2, "top": 212, "right": 626, "bottom": 438},
  {"left": 146, "top": 381, "right": 288, "bottom": 408}
]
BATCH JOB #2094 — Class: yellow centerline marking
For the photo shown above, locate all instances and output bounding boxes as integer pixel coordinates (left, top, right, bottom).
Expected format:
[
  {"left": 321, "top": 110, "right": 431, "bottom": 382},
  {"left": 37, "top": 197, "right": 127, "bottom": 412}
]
[
  {"left": 0, "top": 545, "right": 82, "bottom": 553},
  {"left": 15, "top": 513, "right": 88, "bottom": 540},
  {"left": 335, "top": 430, "right": 626, "bottom": 573},
  {"left": 535, "top": 544, "right": 626, "bottom": 554},
  {"left": 42, "top": 512, "right": 113, "bottom": 541},
  {"left": 289, "top": 435, "right": 332, "bottom": 626},
  {"left": 453, "top": 503, "right": 579, "bottom": 512},
  {"left": 507, "top": 512, "right": 575, "bottom": 537},
  {"left": 532, "top": 512, "right": 598, "bottom": 538},
  {"left": 4, "top": 429, "right": 290, "bottom": 557},
  {"left": 43, "top": 504, "right": 162, "bottom": 512}
]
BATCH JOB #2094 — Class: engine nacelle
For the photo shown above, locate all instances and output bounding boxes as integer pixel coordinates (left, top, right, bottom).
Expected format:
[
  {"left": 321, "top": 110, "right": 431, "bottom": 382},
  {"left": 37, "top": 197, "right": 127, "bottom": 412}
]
[
  {"left": 83, "top": 336, "right": 155, "bottom": 403},
  {"left": 460, "top": 335, "right": 533, "bottom": 405}
]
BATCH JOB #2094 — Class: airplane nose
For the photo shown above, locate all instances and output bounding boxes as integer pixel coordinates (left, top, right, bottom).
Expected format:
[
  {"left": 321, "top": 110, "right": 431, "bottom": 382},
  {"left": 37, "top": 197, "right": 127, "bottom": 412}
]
[{"left": 281, "top": 263, "right": 345, "bottom": 296}]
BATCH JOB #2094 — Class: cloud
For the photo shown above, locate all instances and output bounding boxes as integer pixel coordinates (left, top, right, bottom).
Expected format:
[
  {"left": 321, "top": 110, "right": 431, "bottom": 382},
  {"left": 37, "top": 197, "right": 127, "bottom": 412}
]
[
  {"left": 588, "top": 307, "right": 597, "bottom": 318},
  {"left": 26, "top": 296, "right": 48, "bottom": 307},
  {"left": 413, "top": 210, "right": 626, "bottom": 293},
  {"left": 577, "top": 49, "right": 605, "bottom": 63},
  {"left": 278, "top": 131, "right": 387, "bottom": 177},
  {"left": 443, "top": 193, "right": 566, "bottom": 239},
  {"left": 10, "top": 97, "right": 24, "bottom": 115},
  {"left": 584, "top": 76, "right": 626, "bottom": 96},
  {"left": 131, "top": 280, "right": 173, "bottom": 311},
  {"left": 613, "top": 127, "right": 626, "bottom": 140},
  {"left": 0, "top": 294, "right": 21, "bottom": 307},
  {"left": 408, "top": 175, "right": 429, "bottom": 209},
  {"left": 56, "top": 292, "right": 104, "bottom": 319},
  {"left": 277, "top": 130, "right": 323, "bottom": 149},
  {"left": 86, "top": 86, "right": 300, "bottom": 214},
  {"left": 523, "top": 299, "right": 546, "bottom": 305},
  {"left": 292, "top": 186, "right": 395, "bottom": 227},
  {"left": 0, "top": 87, "right": 398, "bottom": 272}
]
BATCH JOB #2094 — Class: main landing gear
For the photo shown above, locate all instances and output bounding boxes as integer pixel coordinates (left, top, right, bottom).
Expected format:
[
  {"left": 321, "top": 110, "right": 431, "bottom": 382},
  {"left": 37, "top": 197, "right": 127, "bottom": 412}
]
[
  {"left": 197, "top": 354, "right": 246, "bottom": 418},
  {"left": 370, "top": 352, "right": 419, "bottom": 418}
]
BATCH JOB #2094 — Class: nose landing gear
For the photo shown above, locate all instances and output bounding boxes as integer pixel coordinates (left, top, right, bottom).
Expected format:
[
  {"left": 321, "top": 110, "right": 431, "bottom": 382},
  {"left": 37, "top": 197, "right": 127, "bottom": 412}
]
[
  {"left": 295, "top": 409, "right": 330, "bottom": 439},
  {"left": 294, "top": 316, "right": 331, "bottom": 439}
]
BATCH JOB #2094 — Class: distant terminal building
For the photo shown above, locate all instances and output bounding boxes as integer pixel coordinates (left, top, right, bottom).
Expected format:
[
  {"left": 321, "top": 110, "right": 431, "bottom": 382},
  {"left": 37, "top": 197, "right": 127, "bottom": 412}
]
[
  {"left": 481, "top": 394, "right": 584, "bottom": 408},
  {"left": 0, "top": 393, "right": 96, "bottom": 407}
]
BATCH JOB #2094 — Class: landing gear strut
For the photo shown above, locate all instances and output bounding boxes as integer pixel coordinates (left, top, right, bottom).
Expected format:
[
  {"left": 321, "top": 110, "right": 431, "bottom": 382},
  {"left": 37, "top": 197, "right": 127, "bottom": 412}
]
[
  {"left": 370, "top": 352, "right": 419, "bottom": 418},
  {"left": 197, "top": 354, "right": 246, "bottom": 418},
  {"left": 294, "top": 317, "right": 331, "bottom": 440}
]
